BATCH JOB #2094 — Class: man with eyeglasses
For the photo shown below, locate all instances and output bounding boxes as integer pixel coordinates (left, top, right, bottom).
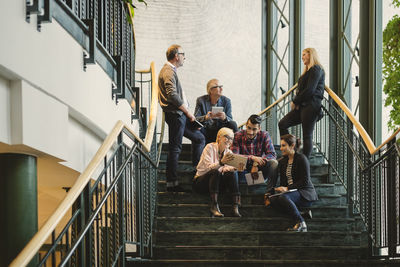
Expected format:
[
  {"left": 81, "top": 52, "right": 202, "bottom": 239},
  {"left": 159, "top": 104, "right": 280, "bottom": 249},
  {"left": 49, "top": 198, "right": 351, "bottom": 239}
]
[
  {"left": 194, "top": 79, "right": 238, "bottom": 144},
  {"left": 158, "top": 44, "right": 205, "bottom": 192},
  {"left": 231, "top": 114, "right": 278, "bottom": 193}
]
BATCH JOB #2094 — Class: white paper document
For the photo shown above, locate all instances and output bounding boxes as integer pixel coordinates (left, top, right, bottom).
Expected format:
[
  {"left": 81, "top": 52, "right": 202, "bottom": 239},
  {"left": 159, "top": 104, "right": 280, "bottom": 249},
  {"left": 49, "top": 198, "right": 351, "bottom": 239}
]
[{"left": 245, "top": 171, "right": 265, "bottom": 186}]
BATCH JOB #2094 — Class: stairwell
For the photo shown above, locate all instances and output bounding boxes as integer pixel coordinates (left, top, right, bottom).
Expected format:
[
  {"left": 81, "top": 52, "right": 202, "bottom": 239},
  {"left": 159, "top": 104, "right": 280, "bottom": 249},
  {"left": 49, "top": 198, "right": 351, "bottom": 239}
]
[{"left": 127, "top": 143, "right": 397, "bottom": 266}]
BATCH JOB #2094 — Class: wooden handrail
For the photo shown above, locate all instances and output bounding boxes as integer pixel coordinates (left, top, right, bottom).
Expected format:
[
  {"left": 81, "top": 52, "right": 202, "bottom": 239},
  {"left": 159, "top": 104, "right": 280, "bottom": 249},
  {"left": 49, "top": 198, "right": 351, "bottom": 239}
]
[
  {"left": 372, "top": 128, "right": 400, "bottom": 155},
  {"left": 10, "top": 62, "right": 159, "bottom": 267},
  {"left": 238, "top": 83, "right": 399, "bottom": 156},
  {"left": 324, "top": 86, "right": 376, "bottom": 154}
]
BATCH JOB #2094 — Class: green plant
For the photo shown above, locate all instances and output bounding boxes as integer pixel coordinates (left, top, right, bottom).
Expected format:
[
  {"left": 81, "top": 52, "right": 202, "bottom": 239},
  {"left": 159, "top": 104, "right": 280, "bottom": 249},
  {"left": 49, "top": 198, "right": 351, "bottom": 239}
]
[
  {"left": 123, "top": 0, "right": 147, "bottom": 25},
  {"left": 383, "top": 1, "right": 400, "bottom": 130}
]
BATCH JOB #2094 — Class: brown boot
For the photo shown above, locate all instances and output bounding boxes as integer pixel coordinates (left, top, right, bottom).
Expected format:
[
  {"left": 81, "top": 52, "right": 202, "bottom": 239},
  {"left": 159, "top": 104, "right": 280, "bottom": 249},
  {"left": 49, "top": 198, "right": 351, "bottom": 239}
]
[
  {"left": 210, "top": 193, "right": 224, "bottom": 217},
  {"left": 232, "top": 195, "right": 242, "bottom": 217}
]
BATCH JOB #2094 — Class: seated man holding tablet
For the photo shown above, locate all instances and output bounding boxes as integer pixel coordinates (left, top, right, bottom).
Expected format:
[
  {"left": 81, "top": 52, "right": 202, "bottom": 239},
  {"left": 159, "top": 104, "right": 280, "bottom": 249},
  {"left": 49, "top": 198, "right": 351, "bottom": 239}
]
[
  {"left": 231, "top": 114, "right": 278, "bottom": 192},
  {"left": 195, "top": 79, "right": 238, "bottom": 143}
]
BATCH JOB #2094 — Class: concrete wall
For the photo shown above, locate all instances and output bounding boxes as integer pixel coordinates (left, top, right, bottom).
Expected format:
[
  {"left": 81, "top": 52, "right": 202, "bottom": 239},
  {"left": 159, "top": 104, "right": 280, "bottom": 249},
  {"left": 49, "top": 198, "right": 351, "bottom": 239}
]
[{"left": 134, "top": 0, "right": 262, "bottom": 137}]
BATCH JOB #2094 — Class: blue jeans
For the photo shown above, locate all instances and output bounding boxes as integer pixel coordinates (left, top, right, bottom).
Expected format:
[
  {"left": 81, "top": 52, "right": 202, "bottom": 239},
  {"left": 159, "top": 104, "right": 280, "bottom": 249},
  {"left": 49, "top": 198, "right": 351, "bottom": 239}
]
[
  {"left": 165, "top": 112, "right": 205, "bottom": 185},
  {"left": 278, "top": 104, "right": 320, "bottom": 158},
  {"left": 270, "top": 190, "right": 312, "bottom": 223},
  {"left": 238, "top": 159, "right": 278, "bottom": 193}
]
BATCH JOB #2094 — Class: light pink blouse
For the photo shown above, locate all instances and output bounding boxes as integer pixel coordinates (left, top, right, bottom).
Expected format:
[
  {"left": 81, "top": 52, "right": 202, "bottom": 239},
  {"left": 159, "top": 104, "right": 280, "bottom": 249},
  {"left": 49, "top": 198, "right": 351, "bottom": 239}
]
[{"left": 195, "top": 142, "right": 232, "bottom": 177}]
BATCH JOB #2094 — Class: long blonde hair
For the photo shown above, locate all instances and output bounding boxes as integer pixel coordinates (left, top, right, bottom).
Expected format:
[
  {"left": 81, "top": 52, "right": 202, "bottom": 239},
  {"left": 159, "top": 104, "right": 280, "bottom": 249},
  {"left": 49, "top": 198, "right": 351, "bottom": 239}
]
[{"left": 302, "top": 48, "right": 323, "bottom": 75}]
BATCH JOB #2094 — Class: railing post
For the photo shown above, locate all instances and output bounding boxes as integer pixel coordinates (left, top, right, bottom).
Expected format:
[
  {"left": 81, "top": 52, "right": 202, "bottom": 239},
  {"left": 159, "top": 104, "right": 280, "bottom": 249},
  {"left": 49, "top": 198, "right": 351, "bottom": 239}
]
[
  {"left": 387, "top": 140, "right": 397, "bottom": 257},
  {"left": 117, "top": 133, "right": 126, "bottom": 266}
]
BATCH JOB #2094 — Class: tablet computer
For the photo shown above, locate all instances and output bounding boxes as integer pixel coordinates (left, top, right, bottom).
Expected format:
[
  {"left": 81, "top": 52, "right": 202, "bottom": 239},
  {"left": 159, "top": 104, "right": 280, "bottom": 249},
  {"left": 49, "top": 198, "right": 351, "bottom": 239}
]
[{"left": 211, "top": 106, "right": 224, "bottom": 114}]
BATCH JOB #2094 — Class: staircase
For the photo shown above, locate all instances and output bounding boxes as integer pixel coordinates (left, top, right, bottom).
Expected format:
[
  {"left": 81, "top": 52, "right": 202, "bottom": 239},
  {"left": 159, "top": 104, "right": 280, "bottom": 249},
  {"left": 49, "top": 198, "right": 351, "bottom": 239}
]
[{"left": 127, "top": 143, "right": 397, "bottom": 266}]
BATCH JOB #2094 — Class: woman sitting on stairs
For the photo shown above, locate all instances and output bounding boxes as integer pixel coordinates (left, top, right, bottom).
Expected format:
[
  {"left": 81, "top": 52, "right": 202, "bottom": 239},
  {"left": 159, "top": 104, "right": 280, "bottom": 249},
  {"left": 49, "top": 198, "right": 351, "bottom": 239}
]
[
  {"left": 269, "top": 134, "right": 318, "bottom": 232},
  {"left": 193, "top": 127, "right": 241, "bottom": 217}
]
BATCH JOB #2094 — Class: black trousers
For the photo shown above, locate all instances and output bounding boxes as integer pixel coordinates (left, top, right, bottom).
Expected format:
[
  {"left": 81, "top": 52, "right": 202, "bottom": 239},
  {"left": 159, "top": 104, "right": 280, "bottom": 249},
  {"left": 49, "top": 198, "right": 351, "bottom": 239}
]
[
  {"left": 193, "top": 169, "right": 240, "bottom": 196},
  {"left": 278, "top": 104, "right": 319, "bottom": 158},
  {"left": 201, "top": 120, "right": 238, "bottom": 144}
]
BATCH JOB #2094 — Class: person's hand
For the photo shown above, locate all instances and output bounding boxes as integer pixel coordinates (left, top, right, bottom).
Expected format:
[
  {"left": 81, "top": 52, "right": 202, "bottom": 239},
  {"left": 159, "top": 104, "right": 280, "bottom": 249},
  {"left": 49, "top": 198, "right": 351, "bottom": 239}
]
[
  {"left": 221, "top": 152, "right": 234, "bottom": 164},
  {"left": 252, "top": 156, "right": 266, "bottom": 167},
  {"left": 290, "top": 101, "right": 296, "bottom": 110},
  {"left": 186, "top": 112, "right": 196, "bottom": 122},
  {"left": 216, "top": 111, "right": 226, "bottom": 120},
  {"left": 250, "top": 165, "right": 258, "bottom": 174},
  {"left": 221, "top": 165, "right": 236, "bottom": 173},
  {"left": 275, "top": 186, "right": 288, "bottom": 193},
  {"left": 205, "top": 111, "right": 213, "bottom": 121}
]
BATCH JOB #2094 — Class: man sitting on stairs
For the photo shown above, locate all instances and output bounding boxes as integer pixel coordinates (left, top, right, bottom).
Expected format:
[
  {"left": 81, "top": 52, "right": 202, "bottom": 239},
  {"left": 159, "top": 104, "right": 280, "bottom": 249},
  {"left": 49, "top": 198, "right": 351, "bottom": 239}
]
[{"left": 231, "top": 114, "right": 278, "bottom": 193}]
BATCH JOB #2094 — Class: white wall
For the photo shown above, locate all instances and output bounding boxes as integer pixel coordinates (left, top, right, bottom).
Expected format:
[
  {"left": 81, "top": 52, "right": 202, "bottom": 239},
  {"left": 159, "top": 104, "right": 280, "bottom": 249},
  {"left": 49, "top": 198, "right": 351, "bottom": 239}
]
[
  {"left": 0, "top": 0, "right": 136, "bottom": 172},
  {"left": 134, "top": 0, "right": 262, "bottom": 134}
]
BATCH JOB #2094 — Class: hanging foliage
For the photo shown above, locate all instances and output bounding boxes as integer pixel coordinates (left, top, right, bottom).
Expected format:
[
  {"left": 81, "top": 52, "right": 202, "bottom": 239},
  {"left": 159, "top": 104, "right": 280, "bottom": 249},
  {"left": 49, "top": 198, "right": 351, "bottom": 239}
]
[
  {"left": 383, "top": 1, "right": 400, "bottom": 130},
  {"left": 122, "top": 0, "right": 147, "bottom": 25}
]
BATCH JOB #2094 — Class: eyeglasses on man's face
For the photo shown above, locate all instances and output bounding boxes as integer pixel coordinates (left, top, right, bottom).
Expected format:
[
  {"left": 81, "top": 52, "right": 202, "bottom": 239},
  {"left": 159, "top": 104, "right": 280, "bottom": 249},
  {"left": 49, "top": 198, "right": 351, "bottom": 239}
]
[
  {"left": 210, "top": 85, "right": 223, "bottom": 90},
  {"left": 178, "top": 52, "right": 185, "bottom": 57}
]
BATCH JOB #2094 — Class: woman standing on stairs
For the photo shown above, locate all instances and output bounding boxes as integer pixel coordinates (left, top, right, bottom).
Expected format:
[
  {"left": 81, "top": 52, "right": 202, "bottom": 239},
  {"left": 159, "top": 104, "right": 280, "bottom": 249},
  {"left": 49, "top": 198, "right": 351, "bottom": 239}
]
[
  {"left": 269, "top": 134, "right": 318, "bottom": 232},
  {"left": 193, "top": 127, "right": 241, "bottom": 217},
  {"left": 278, "top": 47, "right": 325, "bottom": 159}
]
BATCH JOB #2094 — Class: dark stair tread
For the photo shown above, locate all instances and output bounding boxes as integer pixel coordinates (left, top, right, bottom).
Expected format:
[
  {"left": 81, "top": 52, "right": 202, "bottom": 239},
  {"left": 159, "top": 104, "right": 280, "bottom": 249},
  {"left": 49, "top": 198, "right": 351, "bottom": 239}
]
[
  {"left": 126, "top": 259, "right": 399, "bottom": 267},
  {"left": 156, "top": 216, "right": 355, "bottom": 221}
]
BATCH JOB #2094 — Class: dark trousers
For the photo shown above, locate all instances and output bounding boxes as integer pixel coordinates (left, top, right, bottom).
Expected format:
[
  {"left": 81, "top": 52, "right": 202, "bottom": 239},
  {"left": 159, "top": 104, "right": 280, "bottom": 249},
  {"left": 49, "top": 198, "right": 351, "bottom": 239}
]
[
  {"left": 165, "top": 112, "right": 205, "bottom": 184},
  {"left": 192, "top": 169, "right": 240, "bottom": 196},
  {"left": 201, "top": 120, "right": 238, "bottom": 144},
  {"left": 278, "top": 104, "right": 319, "bottom": 158},
  {"left": 270, "top": 190, "right": 312, "bottom": 223}
]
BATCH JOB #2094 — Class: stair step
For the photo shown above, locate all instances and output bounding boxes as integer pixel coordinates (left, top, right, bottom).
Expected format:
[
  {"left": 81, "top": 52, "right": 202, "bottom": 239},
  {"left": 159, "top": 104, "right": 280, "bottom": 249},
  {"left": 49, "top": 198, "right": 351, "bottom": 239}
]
[
  {"left": 157, "top": 204, "right": 350, "bottom": 218},
  {"left": 155, "top": 217, "right": 364, "bottom": 232},
  {"left": 157, "top": 192, "right": 345, "bottom": 206},
  {"left": 154, "top": 230, "right": 364, "bottom": 246},
  {"left": 126, "top": 258, "right": 400, "bottom": 267},
  {"left": 152, "top": 245, "right": 368, "bottom": 260},
  {"left": 158, "top": 161, "right": 329, "bottom": 175},
  {"left": 157, "top": 181, "right": 337, "bottom": 195},
  {"left": 158, "top": 169, "right": 330, "bottom": 185}
]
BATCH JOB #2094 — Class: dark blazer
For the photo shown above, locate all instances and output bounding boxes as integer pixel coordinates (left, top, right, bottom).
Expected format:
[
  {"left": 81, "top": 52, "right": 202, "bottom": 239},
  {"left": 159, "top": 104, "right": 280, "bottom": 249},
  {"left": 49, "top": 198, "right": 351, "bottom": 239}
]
[
  {"left": 293, "top": 64, "right": 325, "bottom": 110},
  {"left": 278, "top": 153, "right": 318, "bottom": 201},
  {"left": 194, "top": 95, "right": 233, "bottom": 128}
]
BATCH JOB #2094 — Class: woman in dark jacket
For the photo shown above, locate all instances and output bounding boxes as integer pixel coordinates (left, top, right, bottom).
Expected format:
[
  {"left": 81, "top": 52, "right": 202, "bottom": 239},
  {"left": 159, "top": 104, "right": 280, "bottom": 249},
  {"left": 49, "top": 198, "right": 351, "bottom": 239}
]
[
  {"left": 270, "top": 134, "right": 318, "bottom": 232},
  {"left": 278, "top": 48, "right": 325, "bottom": 158}
]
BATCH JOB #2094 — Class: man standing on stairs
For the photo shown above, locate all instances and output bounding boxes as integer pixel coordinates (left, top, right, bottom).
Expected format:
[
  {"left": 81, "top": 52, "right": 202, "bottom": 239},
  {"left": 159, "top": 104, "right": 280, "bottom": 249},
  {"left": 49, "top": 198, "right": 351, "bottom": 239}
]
[
  {"left": 231, "top": 114, "right": 278, "bottom": 193},
  {"left": 158, "top": 44, "right": 205, "bottom": 192}
]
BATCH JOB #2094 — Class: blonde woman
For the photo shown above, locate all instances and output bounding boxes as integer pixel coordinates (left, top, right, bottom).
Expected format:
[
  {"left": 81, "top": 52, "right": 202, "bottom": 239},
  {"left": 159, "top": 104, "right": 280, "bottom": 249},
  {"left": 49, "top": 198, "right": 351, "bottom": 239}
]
[
  {"left": 278, "top": 48, "right": 325, "bottom": 158},
  {"left": 193, "top": 127, "right": 241, "bottom": 217}
]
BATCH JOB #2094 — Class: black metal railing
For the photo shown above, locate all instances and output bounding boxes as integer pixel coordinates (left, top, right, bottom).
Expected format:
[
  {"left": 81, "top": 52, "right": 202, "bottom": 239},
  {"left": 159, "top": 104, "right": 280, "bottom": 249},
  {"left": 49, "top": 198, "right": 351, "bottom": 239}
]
[
  {"left": 241, "top": 85, "right": 400, "bottom": 259},
  {"left": 26, "top": 0, "right": 136, "bottom": 107},
  {"left": 35, "top": 128, "right": 157, "bottom": 266}
]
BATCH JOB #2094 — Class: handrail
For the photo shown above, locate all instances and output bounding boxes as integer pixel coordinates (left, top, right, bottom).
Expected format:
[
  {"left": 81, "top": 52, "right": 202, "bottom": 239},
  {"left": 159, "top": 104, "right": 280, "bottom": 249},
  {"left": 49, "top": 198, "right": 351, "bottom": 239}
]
[
  {"left": 10, "top": 62, "right": 159, "bottom": 267},
  {"left": 371, "top": 128, "right": 400, "bottom": 155},
  {"left": 238, "top": 83, "right": 399, "bottom": 156},
  {"left": 324, "top": 86, "right": 376, "bottom": 154}
]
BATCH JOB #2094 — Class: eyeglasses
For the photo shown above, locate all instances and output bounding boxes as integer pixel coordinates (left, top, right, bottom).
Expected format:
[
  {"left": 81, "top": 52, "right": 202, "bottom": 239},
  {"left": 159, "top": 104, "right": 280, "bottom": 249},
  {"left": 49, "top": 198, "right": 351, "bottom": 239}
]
[
  {"left": 178, "top": 52, "right": 185, "bottom": 57},
  {"left": 224, "top": 135, "right": 234, "bottom": 141},
  {"left": 210, "top": 85, "right": 223, "bottom": 89}
]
